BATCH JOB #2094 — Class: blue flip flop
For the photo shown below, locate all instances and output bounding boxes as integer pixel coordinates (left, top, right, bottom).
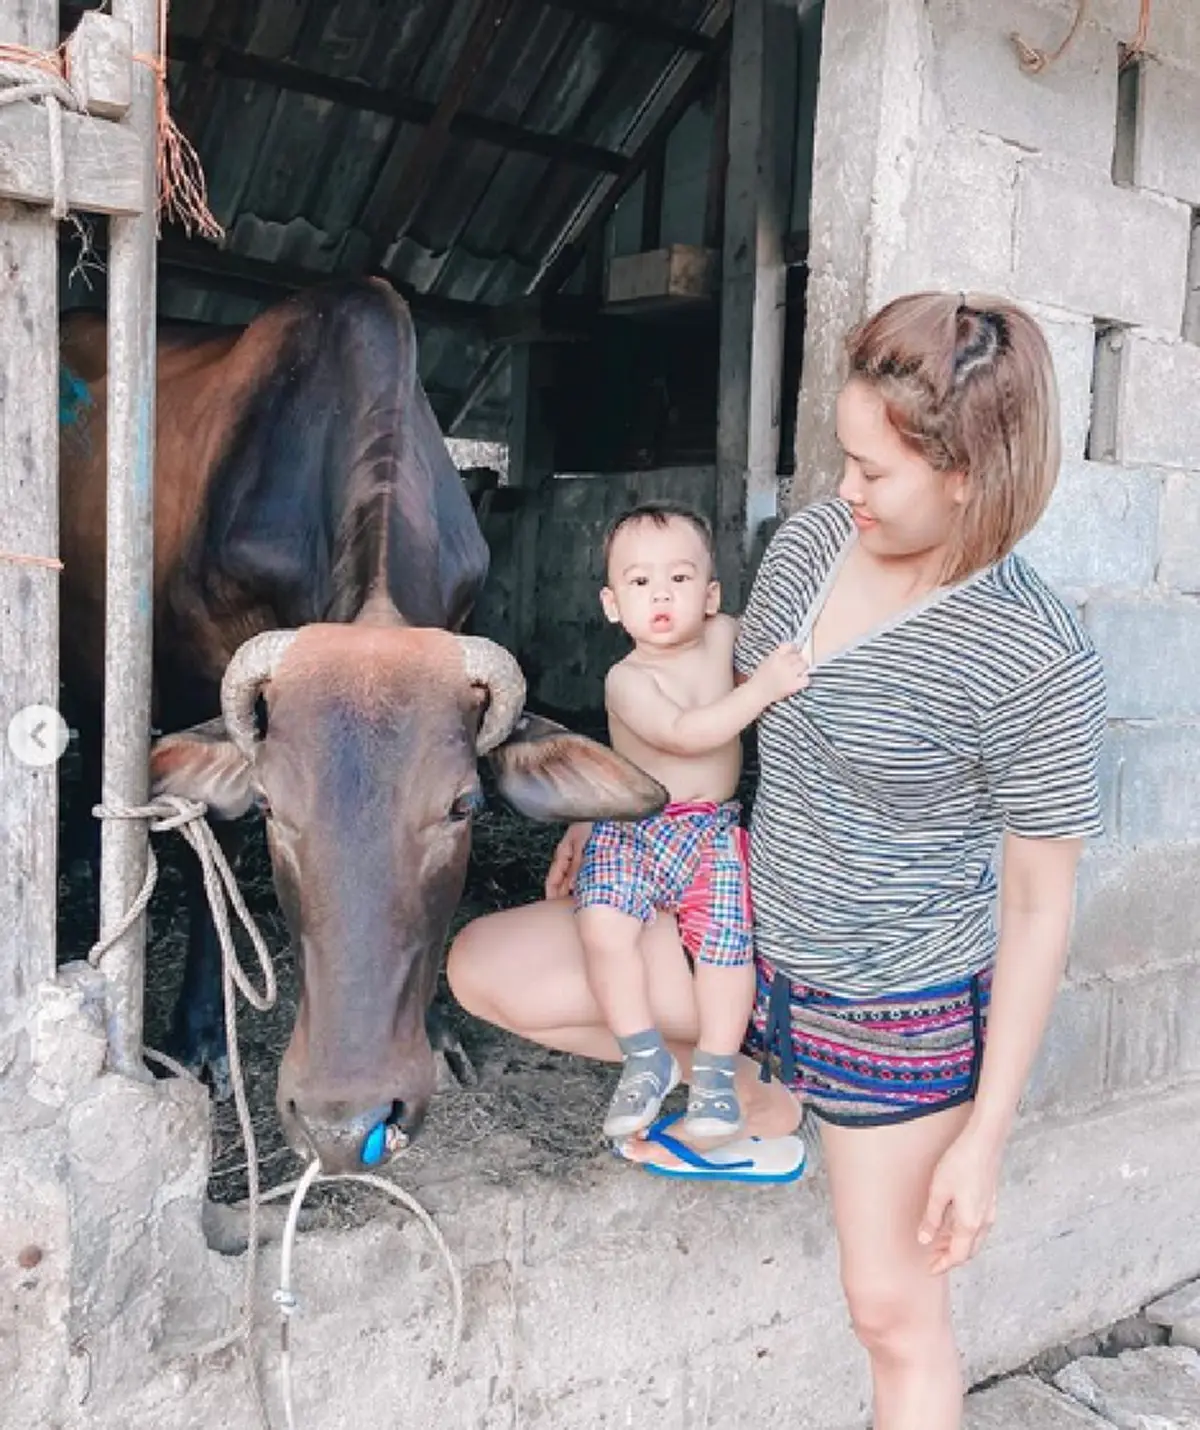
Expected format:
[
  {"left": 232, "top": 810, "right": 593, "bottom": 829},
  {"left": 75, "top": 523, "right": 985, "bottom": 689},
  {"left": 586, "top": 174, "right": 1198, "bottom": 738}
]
[{"left": 613, "top": 1111, "right": 807, "bottom": 1185}]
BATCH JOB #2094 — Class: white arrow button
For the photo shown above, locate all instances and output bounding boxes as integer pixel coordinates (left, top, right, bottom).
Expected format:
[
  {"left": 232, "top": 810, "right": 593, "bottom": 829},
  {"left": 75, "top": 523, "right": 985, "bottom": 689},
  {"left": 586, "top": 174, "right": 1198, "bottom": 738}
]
[{"left": 7, "top": 705, "right": 70, "bottom": 768}]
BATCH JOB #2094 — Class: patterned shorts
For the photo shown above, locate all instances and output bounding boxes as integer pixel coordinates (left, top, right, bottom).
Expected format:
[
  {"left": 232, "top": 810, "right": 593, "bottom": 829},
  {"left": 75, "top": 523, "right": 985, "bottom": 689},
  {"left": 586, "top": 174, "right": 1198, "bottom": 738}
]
[
  {"left": 573, "top": 800, "right": 753, "bottom": 967},
  {"left": 743, "top": 955, "right": 992, "bottom": 1126}
]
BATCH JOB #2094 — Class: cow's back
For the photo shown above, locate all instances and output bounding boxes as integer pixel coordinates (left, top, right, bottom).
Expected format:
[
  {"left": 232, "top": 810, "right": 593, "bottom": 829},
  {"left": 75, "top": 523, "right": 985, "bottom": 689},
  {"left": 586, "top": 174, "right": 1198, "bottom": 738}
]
[{"left": 58, "top": 281, "right": 490, "bottom": 733}]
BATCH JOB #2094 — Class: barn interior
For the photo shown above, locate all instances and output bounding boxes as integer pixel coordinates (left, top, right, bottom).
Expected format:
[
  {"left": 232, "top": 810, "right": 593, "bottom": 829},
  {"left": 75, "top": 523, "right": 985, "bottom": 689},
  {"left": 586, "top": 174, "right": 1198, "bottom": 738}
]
[{"left": 60, "top": 0, "right": 824, "bottom": 712}]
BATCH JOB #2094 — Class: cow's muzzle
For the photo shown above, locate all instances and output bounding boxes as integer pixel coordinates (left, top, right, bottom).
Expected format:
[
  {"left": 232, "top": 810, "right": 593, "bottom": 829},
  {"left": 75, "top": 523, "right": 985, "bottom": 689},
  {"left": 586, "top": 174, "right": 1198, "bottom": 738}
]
[{"left": 278, "top": 1094, "right": 425, "bottom": 1175}]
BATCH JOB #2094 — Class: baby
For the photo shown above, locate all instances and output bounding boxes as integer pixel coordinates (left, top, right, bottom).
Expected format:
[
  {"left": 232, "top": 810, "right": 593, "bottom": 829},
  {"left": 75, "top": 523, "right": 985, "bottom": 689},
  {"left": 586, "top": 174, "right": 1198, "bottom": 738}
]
[{"left": 550, "top": 501, "right": 807, "bottom": 1142}]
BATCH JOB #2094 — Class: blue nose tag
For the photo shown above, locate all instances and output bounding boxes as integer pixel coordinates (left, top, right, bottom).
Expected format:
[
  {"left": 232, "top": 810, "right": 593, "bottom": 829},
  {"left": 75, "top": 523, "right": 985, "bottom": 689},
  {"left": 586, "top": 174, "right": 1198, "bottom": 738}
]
[{"left": 361, "top": 1122, "right": 388, "bottom": 1167}]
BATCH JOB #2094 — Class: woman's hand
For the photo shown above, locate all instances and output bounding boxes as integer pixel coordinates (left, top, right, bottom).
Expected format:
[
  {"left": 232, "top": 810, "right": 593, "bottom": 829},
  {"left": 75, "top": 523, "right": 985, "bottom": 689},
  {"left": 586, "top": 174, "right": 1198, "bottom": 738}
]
[
  {"left": 544, "top": 822, "right": 592, "bottom": 900},
  {"left": 917, "top": 1123, "right": 1005, "bottom": 1274}
]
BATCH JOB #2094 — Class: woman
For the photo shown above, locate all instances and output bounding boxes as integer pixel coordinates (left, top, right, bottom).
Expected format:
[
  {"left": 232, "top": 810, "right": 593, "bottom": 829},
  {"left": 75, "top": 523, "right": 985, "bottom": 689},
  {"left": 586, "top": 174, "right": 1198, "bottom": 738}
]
[{"left": 447, "top": 292, "right": 1107, "bottom": 1430}]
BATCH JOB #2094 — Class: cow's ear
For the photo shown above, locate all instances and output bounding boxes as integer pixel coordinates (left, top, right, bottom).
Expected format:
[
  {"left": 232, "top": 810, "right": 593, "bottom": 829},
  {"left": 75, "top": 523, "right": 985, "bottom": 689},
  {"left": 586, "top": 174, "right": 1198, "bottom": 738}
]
[
  {"left": 487, "top": 713, "right": 668, "bottom": 822},
  {"left": 149, "top": 719, "right": 257, "bottom": 821}
]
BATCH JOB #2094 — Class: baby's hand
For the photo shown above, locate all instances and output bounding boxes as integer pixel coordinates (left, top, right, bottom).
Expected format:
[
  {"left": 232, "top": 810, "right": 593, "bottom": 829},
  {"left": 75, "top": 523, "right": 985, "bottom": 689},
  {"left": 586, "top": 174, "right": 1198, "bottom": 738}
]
[{"left": 752, "top": 643, "right": 810, "bottom": 704}]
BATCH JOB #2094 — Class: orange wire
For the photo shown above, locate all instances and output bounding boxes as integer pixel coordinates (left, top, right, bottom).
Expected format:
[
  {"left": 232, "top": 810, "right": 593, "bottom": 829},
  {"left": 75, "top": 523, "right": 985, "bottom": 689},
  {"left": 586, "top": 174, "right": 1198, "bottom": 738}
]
[{"left": 2, "top": 5, "right": 222, "bottom": 242}]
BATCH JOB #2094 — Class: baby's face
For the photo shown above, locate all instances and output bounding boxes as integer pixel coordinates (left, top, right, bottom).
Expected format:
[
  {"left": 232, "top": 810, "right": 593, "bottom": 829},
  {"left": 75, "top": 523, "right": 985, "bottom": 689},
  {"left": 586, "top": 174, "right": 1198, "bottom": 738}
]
[{"left": 601, "top": 517, "right": 719, "bottom": 648}]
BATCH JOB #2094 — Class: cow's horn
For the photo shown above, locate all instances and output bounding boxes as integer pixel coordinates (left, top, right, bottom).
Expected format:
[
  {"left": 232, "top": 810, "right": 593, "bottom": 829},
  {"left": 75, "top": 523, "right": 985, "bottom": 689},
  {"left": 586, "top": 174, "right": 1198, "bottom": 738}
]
[
  {"left": 220, "top": 630, "right": 299, "bottom": 761},
  {"left": 455, "top": 636, "right": 526, "bottom": 754}
]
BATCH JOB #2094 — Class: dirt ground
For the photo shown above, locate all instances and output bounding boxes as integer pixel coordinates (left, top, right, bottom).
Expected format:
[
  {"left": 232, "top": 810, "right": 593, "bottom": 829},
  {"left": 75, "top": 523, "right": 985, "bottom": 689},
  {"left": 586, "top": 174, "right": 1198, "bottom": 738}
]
[{"left": 55, "top": 734, "right": 751, "bottom": 1225}]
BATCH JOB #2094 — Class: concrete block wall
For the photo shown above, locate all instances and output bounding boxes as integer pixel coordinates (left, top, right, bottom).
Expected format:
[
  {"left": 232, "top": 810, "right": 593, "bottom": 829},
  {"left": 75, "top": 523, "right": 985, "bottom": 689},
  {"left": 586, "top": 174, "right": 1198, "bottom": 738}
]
[{"left": 798, "top": 0, "right": 1200, "bottom": 1121}]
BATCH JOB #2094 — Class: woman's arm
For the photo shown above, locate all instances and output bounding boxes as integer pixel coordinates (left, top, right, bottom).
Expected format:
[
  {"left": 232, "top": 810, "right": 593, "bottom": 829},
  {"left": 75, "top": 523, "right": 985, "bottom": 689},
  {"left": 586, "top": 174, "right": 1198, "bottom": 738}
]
[
  {"left": 918, "top": 831, "right": 1084, "bottom": 1272},
  {"left": 970, "top": 832, "right": 1083, "bottom": 1142}
]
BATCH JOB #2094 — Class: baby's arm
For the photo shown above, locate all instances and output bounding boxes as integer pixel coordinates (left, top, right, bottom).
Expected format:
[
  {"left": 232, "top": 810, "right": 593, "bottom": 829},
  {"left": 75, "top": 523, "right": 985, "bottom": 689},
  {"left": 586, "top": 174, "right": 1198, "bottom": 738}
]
[{"left": 607, "top": 644, "right": 808, "bottom": 758}]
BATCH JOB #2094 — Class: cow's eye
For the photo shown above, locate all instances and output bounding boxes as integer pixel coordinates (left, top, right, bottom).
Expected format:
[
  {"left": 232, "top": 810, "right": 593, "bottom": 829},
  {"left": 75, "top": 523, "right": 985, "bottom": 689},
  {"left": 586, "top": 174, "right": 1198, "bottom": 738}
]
[{"left": 448, "top": 787, "right": 484, "bottom": 823}]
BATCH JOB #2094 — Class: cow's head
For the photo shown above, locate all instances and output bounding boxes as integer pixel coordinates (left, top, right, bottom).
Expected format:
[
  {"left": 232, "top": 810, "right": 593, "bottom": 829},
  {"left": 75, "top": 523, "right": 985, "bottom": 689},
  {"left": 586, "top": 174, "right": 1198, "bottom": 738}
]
[{"left": 149, "top": 621, "right": 665, "bottom": 1173}]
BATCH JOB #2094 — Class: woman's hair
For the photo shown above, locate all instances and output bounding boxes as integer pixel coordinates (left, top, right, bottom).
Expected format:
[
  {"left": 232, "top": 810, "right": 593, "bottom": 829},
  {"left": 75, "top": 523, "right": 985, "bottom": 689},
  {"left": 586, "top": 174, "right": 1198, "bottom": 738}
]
[{"left": 845, "top": 291, "right": 1060, "bottom": 583}]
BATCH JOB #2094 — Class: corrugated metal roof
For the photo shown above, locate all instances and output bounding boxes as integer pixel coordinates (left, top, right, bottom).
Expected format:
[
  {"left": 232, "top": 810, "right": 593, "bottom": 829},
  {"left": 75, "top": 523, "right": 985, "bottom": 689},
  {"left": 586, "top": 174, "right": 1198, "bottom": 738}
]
[{"left": 62, "top": 0, "right": 731, "bottom": 436}]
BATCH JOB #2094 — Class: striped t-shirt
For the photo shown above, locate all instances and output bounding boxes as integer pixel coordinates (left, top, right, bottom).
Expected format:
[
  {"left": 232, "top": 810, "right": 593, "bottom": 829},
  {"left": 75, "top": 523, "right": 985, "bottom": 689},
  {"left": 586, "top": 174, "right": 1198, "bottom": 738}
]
[{"left": 733, "top": 498, "right": 1107, "bottom": 998}]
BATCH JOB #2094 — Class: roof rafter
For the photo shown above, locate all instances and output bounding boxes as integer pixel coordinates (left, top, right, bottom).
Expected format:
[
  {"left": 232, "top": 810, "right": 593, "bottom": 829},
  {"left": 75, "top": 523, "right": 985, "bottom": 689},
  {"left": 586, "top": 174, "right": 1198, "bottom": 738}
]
[
  {"left": 540, "top": 0, "right": 716, "bottom": 52},
  {"left": 58, "top": 2, "right": 630, "bottom": 174}
]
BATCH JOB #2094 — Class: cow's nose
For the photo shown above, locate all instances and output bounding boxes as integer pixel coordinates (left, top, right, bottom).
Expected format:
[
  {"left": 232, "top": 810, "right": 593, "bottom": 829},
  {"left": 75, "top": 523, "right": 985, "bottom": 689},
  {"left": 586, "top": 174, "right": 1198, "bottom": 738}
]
[{"left": 282, "top": 1099, "right": 405, "bottom": 1175}]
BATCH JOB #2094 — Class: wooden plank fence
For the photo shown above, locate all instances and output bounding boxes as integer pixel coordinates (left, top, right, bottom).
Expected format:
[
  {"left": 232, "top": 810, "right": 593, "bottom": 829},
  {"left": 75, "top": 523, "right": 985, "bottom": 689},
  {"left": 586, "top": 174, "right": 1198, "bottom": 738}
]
[{"left": 0, "top": 0, "right": 156, "bottom": 1076}]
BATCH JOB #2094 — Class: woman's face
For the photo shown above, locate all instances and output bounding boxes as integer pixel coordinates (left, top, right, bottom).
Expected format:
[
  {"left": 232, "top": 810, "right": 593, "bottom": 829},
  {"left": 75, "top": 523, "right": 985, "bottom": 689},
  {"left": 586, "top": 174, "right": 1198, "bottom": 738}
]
[{"left": 835, "top": 377, "right": 967, "bottom": 570}]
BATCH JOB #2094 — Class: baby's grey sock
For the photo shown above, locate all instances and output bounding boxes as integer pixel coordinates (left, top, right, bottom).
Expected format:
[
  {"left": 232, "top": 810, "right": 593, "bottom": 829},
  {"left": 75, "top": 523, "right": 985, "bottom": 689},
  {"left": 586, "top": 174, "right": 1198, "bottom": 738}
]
[
  {"left": 686, "top": 1050, "right": 743, "bottom": 1132},
  {"left": 691, "top": 1050, "right": 738, "bottom": 1087},
  {"left": 617, "top": 1027, "right": 673, "bottom": 1084}
]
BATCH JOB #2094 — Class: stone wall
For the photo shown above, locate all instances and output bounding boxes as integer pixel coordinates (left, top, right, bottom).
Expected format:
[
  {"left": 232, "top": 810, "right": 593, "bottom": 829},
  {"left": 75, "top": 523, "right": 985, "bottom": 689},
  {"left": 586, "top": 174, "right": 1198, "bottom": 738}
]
[{"left": 796, "top": 0, "right": 1200, "bottom": 1121}]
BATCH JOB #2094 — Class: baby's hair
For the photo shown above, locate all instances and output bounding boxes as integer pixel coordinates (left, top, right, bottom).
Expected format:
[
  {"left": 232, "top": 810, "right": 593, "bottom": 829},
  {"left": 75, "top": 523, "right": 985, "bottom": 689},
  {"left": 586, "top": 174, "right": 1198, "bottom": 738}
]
[
  {"left": 603, "top": 499, "right": 716, "bottom": 572},
  {"left": 845, "top": 291, "right": 1061, "bottom": 583}
]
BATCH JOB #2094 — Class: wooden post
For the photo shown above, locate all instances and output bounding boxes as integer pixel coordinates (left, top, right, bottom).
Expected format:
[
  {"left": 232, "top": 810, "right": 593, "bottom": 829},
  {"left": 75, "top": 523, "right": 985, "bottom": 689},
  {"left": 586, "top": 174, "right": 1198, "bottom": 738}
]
[
  {"left": 506, "top": 342, "right": 558, "bottom": 662},
  {"left": 714, "top": 0, "right": 797, "bottom": 605},
  {"left": 95, "top": 0, "right": 157, "bottom": 1080},
  {"left": 0, "top": 0, "right": 60, "bottom": 1062}
]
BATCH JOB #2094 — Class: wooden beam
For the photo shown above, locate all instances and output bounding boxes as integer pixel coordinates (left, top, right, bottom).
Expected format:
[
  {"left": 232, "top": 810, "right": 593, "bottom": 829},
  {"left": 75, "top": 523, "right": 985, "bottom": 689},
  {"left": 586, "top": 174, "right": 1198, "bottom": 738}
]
[
  {"left": 94, "top": 0, "right": 160, "bottom": 1080},
  {"left": 60, "top": 4, "right": 630, "bottom": 174},
  {"left": 360, "top": 0, "right": 517, "bottom": 263},
  {"left": 146, "top": 233, "right": 493, "bottom": 330},
  {"left": 540, "top": 0, "right": 717, "bottom": 51},
  {"left": 486, "top": 292, "right": 597, "bottom": 344},
  {"left": 703, "top": 50, "right": 730, "bottom": 250},
  {"left": 0, "top": 0, "right": 61, "bottom": 1060},
  {"left": 0, "top": 102, "right": 146, "bottom": 213},
  {"left": 65, "top": 9, "right": 132, "bottom": 119},
  {"left": 714, "top": 0, "right": 797, "bottom": 604}
]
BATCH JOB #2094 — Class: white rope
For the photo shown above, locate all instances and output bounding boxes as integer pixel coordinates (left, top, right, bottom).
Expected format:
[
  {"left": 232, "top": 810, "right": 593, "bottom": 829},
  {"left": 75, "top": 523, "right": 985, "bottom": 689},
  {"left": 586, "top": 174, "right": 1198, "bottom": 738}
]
[
  {"left": 90, "top": 795, "right": 464, "bottom": 1429},
  {"left": 0, "top": 58, "right": 85, "bottom": 220},
  {"left": 262, "top": 1164, "right": 464, "bottom": 1430}
]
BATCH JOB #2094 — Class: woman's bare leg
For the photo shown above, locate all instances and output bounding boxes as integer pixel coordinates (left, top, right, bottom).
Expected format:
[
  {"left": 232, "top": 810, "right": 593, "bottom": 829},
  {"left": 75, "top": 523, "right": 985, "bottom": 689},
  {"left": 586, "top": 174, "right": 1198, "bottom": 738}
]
[
  {"left": 446, "top": 900, "right": 800, "bottom": 1146},
  {"left": 820, "top": 1104, "right": 972, "bottom": 1430}
]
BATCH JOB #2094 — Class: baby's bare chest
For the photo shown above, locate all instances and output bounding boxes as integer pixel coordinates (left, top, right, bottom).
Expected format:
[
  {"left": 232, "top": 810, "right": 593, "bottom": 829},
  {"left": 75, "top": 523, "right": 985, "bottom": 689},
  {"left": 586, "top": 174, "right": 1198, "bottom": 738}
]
[{"left": 651, "top": 651, "right": 734, "bottom": 709}]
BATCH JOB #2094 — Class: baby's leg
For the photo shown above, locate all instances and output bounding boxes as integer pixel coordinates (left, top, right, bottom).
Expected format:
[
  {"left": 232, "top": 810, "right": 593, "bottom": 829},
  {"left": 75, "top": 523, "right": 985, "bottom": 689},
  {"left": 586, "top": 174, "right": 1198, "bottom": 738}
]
[
  {"left": 687, "top": 959, "right": 756, "bottom": 1138},
  {"left": 695, "top": 958, "right": 757, "bottom": 1056},
  {"left": 578, "top": 905, "right": 654, "bottom": 1038},
  {"left": 578, "top": 907, "right": 680, "bottom": 1137}
]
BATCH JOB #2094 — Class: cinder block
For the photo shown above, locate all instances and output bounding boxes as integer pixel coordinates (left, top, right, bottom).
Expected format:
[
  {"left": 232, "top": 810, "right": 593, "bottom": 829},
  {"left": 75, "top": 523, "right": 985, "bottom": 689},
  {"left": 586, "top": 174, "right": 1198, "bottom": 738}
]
[
  {"left": 1160, "top": 474, "right": 1200, "bottom": 595},
  {"left": 1106, "top": 967, "right": 1187, "bottom": 1093},
  {"left": 1071, "top": 844, "right": 1200, "bottom": 975},
  {"left": 1117, "top": 336, "right": 1200, "bottom": 470},
  {"left": 877, "top": 130, "right": 1017, "bottom": 299},
  {"left": 1021, "top": 980, "right": 1110, "bottom": 1115},
  {"left": 928, "top": 0, "right": 1116, "bottom": 170},
  {"left": 1018, "top": 460, "right": 1160, "bottom": 591},
  {"left": 1106, "top": 723, "right": 1200, "bottom": 844},
  {"left": 1136, "top": 59, "right": 1200, "bottom": 207},
  {"left": 1016, "top": 165, "right": 1189, "bottom": 332},
  {"left": 1036, "top": 313, "right": 1098, "bottom": 462},
  {"left": 1084, "top": 597, "right": 1200, "bottom": 719}
]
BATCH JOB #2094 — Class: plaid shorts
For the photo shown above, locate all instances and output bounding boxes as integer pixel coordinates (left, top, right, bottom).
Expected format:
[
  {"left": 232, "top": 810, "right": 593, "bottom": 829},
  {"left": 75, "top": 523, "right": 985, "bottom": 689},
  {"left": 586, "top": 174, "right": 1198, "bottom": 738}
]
[{"left": 573, "top": 800, "right": 753, "bottom": 967}]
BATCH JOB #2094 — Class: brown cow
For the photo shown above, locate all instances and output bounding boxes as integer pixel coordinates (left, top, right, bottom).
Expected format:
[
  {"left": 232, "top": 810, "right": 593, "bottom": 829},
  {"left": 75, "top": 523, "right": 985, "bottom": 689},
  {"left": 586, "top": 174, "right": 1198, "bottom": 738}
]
[{"left": 59, "top": 279, "right": 664, "bottom": 1173}]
